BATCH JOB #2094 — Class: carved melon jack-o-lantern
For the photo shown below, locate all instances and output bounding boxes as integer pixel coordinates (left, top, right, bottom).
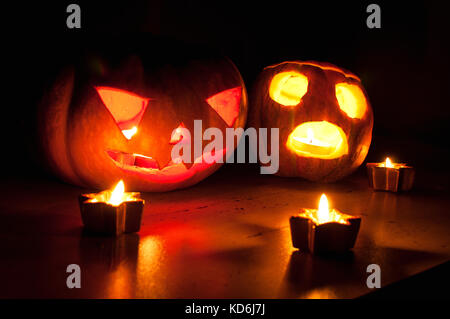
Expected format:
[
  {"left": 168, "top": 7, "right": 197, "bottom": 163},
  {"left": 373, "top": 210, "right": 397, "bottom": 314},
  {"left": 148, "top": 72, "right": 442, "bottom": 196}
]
[
  {"left": 250, "top": 61, "right": 373, "bottom": 182},
  {"left": 39, "top": 52, "right": 248, "bottom": 192}
]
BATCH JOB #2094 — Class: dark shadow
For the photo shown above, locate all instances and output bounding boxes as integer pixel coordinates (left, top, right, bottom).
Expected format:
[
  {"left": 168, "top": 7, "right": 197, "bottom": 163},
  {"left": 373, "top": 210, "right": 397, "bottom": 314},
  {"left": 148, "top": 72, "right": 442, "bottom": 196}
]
[
  {"left": 280, "top": 250, "right": 360, "bottom": 298},
  {"left": 360, "top": 261, "right": 450, "bottom": 299},
  {"left": 279, "top": 246, "right": 448, "bottom": 298},
  {"left": 257, "top": 169, "right": 370, "bottom": 194},
  {"left": 73, "top": 231, "right": 141, "bottom": 298},
  {"left": 79, "top": 230, "right": 140, "bottom": 270}
]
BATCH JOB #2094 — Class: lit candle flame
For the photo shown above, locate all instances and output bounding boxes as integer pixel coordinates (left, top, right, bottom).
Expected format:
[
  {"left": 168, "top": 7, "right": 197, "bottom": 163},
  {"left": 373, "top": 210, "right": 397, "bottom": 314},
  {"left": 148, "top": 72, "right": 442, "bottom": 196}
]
[
  {"left": 317, "top": 194, "right": 330, "bottom": 224},
  {"left": 108, "top": 180, "right": 125, "bottom": 206},
  {"left": 293, "top": 128, "right": 329, "bottom": 147},
  {"left": 298, "top": 194, "right": 349, "bottom": 225},
  {"left": 385, "top": 157, "right": 394, "bottom": 168},
  {"left": 122, "top": 126, "right": 137, "bottom": 140}
]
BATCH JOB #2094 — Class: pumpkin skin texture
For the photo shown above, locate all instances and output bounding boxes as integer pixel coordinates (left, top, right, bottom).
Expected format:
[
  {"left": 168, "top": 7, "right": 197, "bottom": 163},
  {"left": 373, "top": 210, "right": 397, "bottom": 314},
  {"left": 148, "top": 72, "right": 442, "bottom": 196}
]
[
  {"left": 39, "top": 48, "right": 247, "bottom": 192},
  {"left": 249, "top": 61, "right": 373, "bottom": 182}
]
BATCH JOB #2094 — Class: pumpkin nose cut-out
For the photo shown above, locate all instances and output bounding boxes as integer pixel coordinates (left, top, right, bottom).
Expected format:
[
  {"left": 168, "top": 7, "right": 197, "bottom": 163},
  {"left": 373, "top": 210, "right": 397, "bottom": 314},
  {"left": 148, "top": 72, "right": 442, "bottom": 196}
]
[
  {"left": 95, "top": 87, "right": 150, "bottom": 140},
  {"left": 286, "top": 121, "right": 349, "bottom": 159}
]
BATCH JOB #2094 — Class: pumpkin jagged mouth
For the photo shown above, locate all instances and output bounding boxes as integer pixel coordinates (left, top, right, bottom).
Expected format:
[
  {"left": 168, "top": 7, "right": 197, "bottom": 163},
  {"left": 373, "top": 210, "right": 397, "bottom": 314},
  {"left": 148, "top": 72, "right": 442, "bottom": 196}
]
[
  {"left": 107, "top": 150, "right": 167, "bottom": 170},
  {"left": 286, "top": 121, "right": 349, "bottom": 159},
  {"left": 106, "top": 149, "right": 226, "bottom": 174}
]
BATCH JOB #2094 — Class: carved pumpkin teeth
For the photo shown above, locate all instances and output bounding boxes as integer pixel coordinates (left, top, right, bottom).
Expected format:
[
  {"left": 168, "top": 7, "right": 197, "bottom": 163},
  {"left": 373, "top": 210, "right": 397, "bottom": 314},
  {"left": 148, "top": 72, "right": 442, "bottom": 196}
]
[
  {"left": 106, "top": 150, "right": 188, "bottom": 171},
  {"left": 133, "top": 153, "right": 160, "bottom": 169},
  {"left": 106, "top": 150, "right": 135, "bottom": 166},
  {"left": 106, "top": 147, "right": 227, "bottom": 174},
  {"left": 106, "top": 150, "right": 159, "bottom": 169}
]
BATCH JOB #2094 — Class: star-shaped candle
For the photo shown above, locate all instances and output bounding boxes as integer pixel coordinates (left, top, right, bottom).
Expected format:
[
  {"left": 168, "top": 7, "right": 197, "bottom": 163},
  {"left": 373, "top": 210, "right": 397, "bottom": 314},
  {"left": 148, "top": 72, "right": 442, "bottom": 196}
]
[
  {"left": 79, "top": 180, "right": 144, "bottom": 236},
  {"left": 289, "top": 194, "right": 361, "bottom": 254},
  {"left": 366, "top": 157, "right": 415, "bottom": 192}
]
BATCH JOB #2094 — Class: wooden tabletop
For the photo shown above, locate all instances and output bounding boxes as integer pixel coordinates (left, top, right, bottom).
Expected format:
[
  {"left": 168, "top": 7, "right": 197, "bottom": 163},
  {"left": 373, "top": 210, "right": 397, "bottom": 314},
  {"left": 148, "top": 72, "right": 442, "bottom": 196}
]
[{"left": 0, "top": 165, "right": 449, "bottom": 298}]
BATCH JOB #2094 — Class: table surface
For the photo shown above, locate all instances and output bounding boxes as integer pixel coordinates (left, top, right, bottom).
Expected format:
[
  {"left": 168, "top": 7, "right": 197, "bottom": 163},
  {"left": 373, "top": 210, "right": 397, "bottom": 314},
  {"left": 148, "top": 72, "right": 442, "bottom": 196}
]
[{"left": 1, "top": 165, "right": 449, "bottom": 299}]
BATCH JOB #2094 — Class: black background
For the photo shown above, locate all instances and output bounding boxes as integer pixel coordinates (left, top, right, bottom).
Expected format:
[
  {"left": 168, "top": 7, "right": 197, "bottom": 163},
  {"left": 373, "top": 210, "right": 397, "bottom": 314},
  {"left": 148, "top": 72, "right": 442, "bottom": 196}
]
[{"left": 3, "top": 0, "right": 450, "bottom": 178}]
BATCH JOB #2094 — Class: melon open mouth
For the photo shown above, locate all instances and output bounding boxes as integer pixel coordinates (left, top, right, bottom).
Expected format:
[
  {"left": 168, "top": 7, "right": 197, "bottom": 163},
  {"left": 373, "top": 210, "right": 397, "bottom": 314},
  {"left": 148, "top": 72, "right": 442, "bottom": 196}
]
[{"left": 286, "top": 121, "right": 348, "bottom": 159}]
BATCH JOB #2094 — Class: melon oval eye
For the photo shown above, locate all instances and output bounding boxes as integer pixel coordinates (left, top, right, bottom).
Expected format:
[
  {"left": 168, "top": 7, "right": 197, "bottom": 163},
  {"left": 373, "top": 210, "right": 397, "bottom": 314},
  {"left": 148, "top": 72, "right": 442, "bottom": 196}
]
[
  {"left": 269, "top": 72, "right": 308, "bottom": 106},
  {"left": 335, "top": 83, "right": 367, "bottom": 119}
]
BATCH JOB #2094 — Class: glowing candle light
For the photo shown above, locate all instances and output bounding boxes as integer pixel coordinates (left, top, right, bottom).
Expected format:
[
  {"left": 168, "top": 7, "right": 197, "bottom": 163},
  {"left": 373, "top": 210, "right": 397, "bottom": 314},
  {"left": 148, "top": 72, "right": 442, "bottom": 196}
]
[
  {"left": 122, "top": 126, "right": 138, "bottom": 140},
  {"left": 317, "top": 194, "right": 329, "bottom": 225},
  {"left": 383, "top": 157, "right": 394, "bottom": 168},
  {"left": 291, "top": 128, "right": 334, "bottom": 156},
  {"left": 366, "top": 156, "right": 415, "bottom": 192},
  {"left": 108, "top": 180, "right": 125, "bottom": 206},
  {"left": 289, "top": 194, "right": 361, "bottom": 254},
  {"left": 79, "top": 180, "right": 144, "bottom": 236}
]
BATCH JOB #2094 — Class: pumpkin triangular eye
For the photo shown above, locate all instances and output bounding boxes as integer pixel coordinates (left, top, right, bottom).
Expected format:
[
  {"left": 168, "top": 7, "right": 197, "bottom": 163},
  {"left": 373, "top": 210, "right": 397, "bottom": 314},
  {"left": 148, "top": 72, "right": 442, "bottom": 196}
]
[
  {"left": 95, "top": 87, "right": 150, "bottom": 139},
  {"left": 206, "top": 86, "right": 241, "bottom": 127}
]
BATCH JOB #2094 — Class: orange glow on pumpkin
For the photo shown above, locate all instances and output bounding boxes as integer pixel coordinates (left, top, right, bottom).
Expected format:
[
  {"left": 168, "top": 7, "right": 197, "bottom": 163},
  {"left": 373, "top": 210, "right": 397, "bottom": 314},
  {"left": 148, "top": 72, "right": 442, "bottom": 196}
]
[
  {"left": 299, "top": 194, "right": 350, "bottom": 225},
  {"left": 269, "top": 71, "right": 308, "bottom": 106},
  {"left": 286, "top": 121, "right": 348, "bottom": 159},
  {"left": 335, "top": 83, "right": 367, "bottom": 119}
]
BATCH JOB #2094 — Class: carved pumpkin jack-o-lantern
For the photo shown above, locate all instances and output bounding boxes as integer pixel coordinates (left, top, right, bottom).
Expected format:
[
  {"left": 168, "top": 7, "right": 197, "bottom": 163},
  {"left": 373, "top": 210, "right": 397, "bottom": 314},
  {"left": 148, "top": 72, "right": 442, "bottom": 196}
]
[
  {"left": 250, "top": 61, "right": 373, "bottom": 182},
  {"left": 39, "top": 51, "right": 248, "bottom": 192}
]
